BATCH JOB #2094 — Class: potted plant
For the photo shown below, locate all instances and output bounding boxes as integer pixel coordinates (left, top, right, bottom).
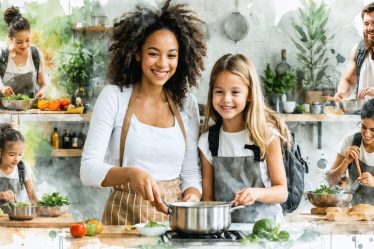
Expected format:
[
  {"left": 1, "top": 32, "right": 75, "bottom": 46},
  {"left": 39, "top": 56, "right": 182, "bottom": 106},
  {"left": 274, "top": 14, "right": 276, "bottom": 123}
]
[
  {"left": 262, "top": 64, "right": 297, "bottom": 112},
  {"left": 290, "top": 0, "right": 333, "bottom": 104},
  {"left": 59, "top": 42, "right": 94, "bottom": 108}
]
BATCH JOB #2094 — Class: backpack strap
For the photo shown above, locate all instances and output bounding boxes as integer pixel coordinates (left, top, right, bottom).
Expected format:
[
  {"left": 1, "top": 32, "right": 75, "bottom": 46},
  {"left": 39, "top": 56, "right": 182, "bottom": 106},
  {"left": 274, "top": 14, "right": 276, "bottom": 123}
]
[
  {"left": 30, "top": 46, "right": 40, "bottom": 80},
  {"left": 244, "top": 144, "right": 264, "bottom": 162},
  {"left": 17, "top": 160, "right": 25, "bottom": 190},
  {"left": 352, "top": 132, "right": 362, "bottom": 147},
  {"left": 355, "top": 40, "right": 367, "bottom": 96},
  {"left": 208, "top": 122, "right": 221, "bottom": 157}
]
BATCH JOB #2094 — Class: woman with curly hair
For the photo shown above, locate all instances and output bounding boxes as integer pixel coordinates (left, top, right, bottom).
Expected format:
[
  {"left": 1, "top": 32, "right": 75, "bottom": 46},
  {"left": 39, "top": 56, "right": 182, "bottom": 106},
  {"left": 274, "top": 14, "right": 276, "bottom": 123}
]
[
  {"left": 80, "top": 0, "right": 206, "bottom": 225},
  {"left": 0, "top": 6, "right": 48, "bottom": 98}
]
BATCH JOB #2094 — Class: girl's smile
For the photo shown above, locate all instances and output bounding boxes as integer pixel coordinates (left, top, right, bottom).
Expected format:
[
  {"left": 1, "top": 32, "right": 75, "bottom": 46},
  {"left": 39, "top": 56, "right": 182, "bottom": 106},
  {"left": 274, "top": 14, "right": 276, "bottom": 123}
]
[{"left": 0, "top": 142, "right": 24, "bottom": 172}]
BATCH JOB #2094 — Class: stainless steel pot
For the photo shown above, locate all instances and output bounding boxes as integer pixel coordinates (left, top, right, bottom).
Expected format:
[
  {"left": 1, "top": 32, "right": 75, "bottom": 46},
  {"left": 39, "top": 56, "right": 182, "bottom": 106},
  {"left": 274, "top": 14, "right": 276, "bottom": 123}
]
[
  {"left": 165, "top": 201, "right": 244, "bottom": 235},
  {"left": 2, "top": 205, "right": 40, "bottom": 220}
]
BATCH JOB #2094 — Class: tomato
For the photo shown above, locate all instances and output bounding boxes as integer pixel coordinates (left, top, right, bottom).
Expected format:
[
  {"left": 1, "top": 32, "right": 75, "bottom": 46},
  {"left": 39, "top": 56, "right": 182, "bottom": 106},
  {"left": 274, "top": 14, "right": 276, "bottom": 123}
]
[
  {"left": 86, "top": 218, "right": 104, "bottom": 234},
  {"left": 70, "top": 222, "right": 87, "bottom": 238},
  {"left": 85, "top": 222, "right": 96, "bottom": 236},
  {"left": 59, "top": 98, "right": 70, "bottom": 111},
  {"left": 48, "top": 100, "right": 60, "bottom": 111},
  {"left": 37, "top": 99, "right": 49, "bottom": 110}
]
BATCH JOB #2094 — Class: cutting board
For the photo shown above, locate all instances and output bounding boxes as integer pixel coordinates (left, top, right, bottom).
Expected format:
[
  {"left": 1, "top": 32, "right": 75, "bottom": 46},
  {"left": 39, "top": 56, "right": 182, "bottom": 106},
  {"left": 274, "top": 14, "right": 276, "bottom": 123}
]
[{"left": 0, "top": 213, "right": 75, "bottom": 228}]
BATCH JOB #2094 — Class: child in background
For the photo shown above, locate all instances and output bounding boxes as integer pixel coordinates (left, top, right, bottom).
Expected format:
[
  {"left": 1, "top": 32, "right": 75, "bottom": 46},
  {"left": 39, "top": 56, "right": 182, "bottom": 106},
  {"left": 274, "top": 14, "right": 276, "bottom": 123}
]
[
  {"left": 0, "top": 123, "right": 37, "bottom": 205},
  {"left": 199, "top": 54, "right": 290, "bottom": 222}
]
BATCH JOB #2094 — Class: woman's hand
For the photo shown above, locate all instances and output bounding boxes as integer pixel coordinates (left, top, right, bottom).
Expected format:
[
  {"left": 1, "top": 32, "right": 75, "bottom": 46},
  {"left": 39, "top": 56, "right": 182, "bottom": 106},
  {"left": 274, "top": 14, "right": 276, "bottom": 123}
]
[
  {"left": 358, "top": 87, "right": 374, "bottom": 99},
  {"left": 128, "top": 168, "right": 161, "bottom": 203},
  {"left": 344, "top": 146, "right": 360, "bottom": 164},
  {"left": 358, "top": 172, "right": 374, "bottom": 187},
  {"left": 0, "top": 190, "right": 16, "bottom": 202},
  {"left": 35, "top": 88, "right": 46, "bottom": 98},
  {"left": 181, "top": 187, "right": 201, "bottom": 202},
  {"left": 1, "top": 86, "right": 14, "bottom": 97},
  {"left": 232, "top": 188, "right": 257, "bottom": 206}
]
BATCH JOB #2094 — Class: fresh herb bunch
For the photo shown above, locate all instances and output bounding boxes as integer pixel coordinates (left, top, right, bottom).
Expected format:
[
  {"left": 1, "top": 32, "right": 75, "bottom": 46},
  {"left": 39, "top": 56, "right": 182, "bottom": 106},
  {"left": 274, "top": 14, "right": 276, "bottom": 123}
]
[
  {"left": 37, "top": 192, "right": 69, "bottom": 207},
  {"left": 312, "top": 184, "right": 342, "bottom": 195},
  {"left": 242, "top": 218, "right": 289, "bottom": 244},
  {"left": 144, "top": 220, "right": 165, "bottom": 228},
  {"left": 2, "top": 94, "right": 30, "bottom": 101},
  {"left": 262, "top": 64, "right": 296, "bottom": 95}
]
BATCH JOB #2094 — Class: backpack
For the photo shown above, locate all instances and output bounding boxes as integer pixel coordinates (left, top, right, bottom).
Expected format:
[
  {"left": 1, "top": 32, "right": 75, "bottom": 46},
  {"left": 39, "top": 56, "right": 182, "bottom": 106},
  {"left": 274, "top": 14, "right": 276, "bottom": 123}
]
[
  {"left": 207, "top": 123, "right": 309, "bottom": 213},
  {"left": 0, "top": 46, "right": 40, "bottom": 79},
  {"left": 354, "top": 39, "right": 367, "bottom": 95},
  {"left": 17, "top": 160, "right": 25, "bottom": 190}
]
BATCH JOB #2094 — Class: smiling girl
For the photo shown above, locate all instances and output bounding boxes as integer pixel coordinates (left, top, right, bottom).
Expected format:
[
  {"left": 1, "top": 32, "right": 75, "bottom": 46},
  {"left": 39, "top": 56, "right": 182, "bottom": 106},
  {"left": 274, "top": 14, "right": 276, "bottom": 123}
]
[
  {"left": 0, "top": 123, "right": 37, "bottom": 205},
  {"left": 199, "top": 54, "right": 290, "bottom": 222},
  {"left": 0, "top": 6, "right": 48, "bottom": 98},
  {"left": 327, "top": 99, "right": 374, "bottom": 205}
]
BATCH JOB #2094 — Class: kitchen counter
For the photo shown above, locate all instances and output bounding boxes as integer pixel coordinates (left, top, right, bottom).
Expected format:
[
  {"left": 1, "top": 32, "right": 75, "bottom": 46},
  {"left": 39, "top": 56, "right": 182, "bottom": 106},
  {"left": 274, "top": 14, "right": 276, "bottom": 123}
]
[{"left": 1, "top": 220, "right": 374, "bottom": 249}]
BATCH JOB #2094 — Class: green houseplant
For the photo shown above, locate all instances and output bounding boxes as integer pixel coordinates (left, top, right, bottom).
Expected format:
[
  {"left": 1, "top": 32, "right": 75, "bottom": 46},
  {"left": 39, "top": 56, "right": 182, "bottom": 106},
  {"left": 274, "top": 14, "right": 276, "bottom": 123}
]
[{"left": 291, "top": 0, "right": 333, "bottom": 94}]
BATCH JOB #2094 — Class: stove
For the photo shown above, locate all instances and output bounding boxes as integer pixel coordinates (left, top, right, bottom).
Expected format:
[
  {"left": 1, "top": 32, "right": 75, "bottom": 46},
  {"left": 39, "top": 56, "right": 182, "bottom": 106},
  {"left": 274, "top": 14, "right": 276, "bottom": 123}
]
[{"left": 161, "top": 230, "right": 246, "bottom": 248}]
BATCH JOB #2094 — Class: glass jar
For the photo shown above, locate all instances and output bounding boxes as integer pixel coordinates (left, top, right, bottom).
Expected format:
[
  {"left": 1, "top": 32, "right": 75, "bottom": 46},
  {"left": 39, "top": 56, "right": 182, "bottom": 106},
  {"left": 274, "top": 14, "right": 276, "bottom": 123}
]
[{"left": 311, "top": 102, "right": 322, "bottom": 114}]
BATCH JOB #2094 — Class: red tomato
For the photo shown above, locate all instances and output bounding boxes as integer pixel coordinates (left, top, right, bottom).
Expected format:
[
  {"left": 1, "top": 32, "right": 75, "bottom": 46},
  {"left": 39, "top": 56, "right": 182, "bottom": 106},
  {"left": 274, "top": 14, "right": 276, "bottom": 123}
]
[
  {"left": 70, "top": 222, "right": 87, "bottom": 238},
  {"left": 59, "top": 98, "right": 70, "bottom": 111}
]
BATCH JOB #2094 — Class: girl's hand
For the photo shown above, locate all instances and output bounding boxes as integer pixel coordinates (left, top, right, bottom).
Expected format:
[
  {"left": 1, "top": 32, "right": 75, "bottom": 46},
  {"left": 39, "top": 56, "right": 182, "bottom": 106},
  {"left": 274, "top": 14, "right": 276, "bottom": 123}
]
[
  {"left": 358, "top": 87, "right": 374, "bottom": 99},
  {"left": 232, "top": 188, "right": 257, "bottom": 206},
  {"left": 35, "top": 89, "right": 45, "bottom": 98},
  {"left": 1, "top": 86, "right": 14, "bottom": 97},
  {"left": 0, "top": 190, "right": 16, "bottom": 202},
  {"left": 358, "top": 172, "right": 374, "bottom": 187},
  {"left": 345, "top": 146, "right": 360, "bottom": 164},
  {"left": 181, "top": 187, "right": 201, "bottom": 202}
]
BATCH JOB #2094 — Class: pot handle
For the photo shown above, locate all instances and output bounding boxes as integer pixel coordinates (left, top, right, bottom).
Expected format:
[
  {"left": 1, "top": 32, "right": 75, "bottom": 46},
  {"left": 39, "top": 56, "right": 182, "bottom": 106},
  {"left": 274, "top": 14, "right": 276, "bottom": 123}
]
[
  {"left": 162, "top": 199, "right": 173, "bottom": 215},
  {"left": 230, "top": 204, "right": 246, "bottom": 213}
]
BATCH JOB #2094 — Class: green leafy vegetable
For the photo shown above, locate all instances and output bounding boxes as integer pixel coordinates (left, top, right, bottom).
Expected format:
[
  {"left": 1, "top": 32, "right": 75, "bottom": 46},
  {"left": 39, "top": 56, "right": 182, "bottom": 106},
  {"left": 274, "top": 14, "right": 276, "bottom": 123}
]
[
  {"left": 312, "top": 185, "right": 342, "bottom": 195},
  {"left": 144, "top": 220, "right": 165, "bottom": 228},
  {"left": 242, "top": 218, "right": 290, "bottom": 244},
  {"left": 15, "top": 202, "right": 31, "bottom": 207},
  {"left": 37, "top": 192, "right": 69, "bottom": 207},
  {"left": 2, "top": 94, "right": 30, "bottom": 101}
]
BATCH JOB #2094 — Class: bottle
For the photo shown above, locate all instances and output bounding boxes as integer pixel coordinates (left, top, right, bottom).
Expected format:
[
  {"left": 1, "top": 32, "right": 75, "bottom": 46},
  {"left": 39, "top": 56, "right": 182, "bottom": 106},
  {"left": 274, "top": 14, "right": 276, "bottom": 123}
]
[
  {"left": 62, "top": 130, "right": 71, "bottom": 149},
  {"left": 275, "top": 49, "right": 291, "bottom": 76},
  {"left": 71, "top": 132, "right": 78, "bottom": 149},
  {"left": 78, "top": 132, "right": 86, "bottom": 149},
  {"left": 51, "top": 128, "right": 60, "bottom": 149}
]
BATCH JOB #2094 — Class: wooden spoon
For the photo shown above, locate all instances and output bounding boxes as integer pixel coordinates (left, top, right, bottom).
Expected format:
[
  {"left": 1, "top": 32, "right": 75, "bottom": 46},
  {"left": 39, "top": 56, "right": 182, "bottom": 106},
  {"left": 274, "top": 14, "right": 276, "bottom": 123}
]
[{"left": 355, "top": 158, "right": 362, "bottom": 177}]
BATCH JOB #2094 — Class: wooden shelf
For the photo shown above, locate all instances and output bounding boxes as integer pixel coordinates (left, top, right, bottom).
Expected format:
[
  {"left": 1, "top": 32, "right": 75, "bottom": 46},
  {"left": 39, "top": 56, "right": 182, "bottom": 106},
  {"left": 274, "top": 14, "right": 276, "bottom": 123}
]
[
  {"left": 280, "top": 114, "right": 361, "bottom": 122},
  {"left": 0, "top": 109, "right": 91, "bottom": 122},
  {"left": 71, "top": 25, "right": 112, "bottom": 32},
  {"left": 51, "top": 149, "right": 83, "bottom": 157}
]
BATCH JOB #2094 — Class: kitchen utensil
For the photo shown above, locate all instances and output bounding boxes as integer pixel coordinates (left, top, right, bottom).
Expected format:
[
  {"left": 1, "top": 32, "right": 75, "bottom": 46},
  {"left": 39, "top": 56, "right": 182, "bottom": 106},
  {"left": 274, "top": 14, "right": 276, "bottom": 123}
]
[
  {"left": 355, "top": 158, "right": 362, "bottom": 177},
  {"left": 3, "top": 205, "right": 40, "bottom": 220},
  {"left": 1, "top": 99, "right": 34, "bottom": 111},
  {"left": 164, "top": 201, "right": 245, "bottom": 235},
  {"left": 223, "top": 0, "right": 248, "bottom": 42},
  {"left": 339, "top": 99, "right": 365, "bottom": 114},
  {"left": 135, "top": 222, "right": 168, "bottom": 237},
  {"left": 345, "top": 179, "right": 361, "bottom": 194},
  {"left": 306, "top": 192, "right": 353, "bottom": 207},
  {"left": 38, "top": 205, "right": 68, "bottom": 217}
]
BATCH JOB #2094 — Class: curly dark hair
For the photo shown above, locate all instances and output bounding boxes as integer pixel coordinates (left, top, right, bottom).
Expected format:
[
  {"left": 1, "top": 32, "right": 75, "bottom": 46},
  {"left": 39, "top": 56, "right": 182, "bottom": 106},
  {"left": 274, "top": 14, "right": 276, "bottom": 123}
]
[
  {"left": 361, "top": 99, "right": 374, "bottom": 119},
  {"left": 4, "top": 6, "right": 30, "bottom": 38},
  {"left": 108, "top": 0, "right": 207, "bottom": 107},
  {"left": 0, "top": 123, "right": 24, "bottom": 154}
]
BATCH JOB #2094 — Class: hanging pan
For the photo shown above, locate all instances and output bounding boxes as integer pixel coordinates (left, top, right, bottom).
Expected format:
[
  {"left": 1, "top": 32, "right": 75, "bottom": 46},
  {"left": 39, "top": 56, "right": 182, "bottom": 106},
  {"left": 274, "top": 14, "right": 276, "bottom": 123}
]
[{"left": 223, "top": 0, "right": 249, "bottom": 42}]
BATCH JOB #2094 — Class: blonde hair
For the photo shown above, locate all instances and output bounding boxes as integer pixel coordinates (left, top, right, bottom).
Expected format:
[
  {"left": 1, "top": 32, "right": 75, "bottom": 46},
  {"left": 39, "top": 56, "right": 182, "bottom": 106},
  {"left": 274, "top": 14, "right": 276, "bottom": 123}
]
[{"left": 203, "top": 54, "right": 291, "bottom": 158}]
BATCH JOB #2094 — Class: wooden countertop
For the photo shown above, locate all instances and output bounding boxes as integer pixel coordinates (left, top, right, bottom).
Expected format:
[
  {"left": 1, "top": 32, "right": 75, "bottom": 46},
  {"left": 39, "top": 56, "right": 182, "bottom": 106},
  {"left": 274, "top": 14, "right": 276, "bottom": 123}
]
[{"left": 0, "top": 213, "right": 75, "bottom": 228}]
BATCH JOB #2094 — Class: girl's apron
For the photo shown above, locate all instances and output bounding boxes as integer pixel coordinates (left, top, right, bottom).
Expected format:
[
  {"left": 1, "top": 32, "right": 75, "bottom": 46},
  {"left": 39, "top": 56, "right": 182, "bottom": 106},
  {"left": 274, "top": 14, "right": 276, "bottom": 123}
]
[
  {"left": 3, "top": 55, "right": 37, "bottom": 98},
  {"left": 102, "top": 84, "right": 186, "bottom": 225},
  {"left": 0, "top": 173, "right": 23, "bottom": 206},
  {"left": 348, "top": 160, "right": 374, "bottom": 205}
]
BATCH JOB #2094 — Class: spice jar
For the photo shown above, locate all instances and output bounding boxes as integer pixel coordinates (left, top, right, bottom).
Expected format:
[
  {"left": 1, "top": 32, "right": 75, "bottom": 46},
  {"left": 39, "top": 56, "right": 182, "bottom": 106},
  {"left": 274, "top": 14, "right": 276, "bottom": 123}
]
[{"left": 311, "top": 102, "right": 322, "bottom": 114}]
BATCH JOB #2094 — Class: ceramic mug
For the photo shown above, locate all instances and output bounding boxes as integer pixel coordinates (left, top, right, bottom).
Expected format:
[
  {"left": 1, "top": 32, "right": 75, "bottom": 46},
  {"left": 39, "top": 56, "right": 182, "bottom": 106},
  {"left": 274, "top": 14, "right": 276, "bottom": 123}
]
[{"left": 283, "top": 101, "right": 296, "bottom": 113}]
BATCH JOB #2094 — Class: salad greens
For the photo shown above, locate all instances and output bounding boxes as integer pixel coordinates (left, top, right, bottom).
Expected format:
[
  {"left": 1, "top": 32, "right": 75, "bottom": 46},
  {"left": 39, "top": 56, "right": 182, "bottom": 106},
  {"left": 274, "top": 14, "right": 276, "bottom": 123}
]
[
  {"left": 242, "top": 218, "right": 289, "bottom": 244},
  {"left": 312, "top": 184, "right": 342, "bottom": 195},
  {"left": 2, "top": 94, "right": 30, "bottom": 101},
  {"left": 37, "top": 192, "right": 69, "bottom": 207},
  {"left": 144, "top": 220, "right": 165, "bottom": 228},
  {"left": 15, "top": 202, "right": 31, "bottom": 207}
]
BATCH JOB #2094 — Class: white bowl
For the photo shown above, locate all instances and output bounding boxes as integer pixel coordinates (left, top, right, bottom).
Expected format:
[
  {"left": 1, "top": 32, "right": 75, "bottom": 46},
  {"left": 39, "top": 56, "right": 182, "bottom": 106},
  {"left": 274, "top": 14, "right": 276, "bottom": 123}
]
[
  {"left": 135, "top": 223, "right": 168, "bottom": 237},
  {"left": 283, "top": 101, "right": 296, "bottom": 113}
]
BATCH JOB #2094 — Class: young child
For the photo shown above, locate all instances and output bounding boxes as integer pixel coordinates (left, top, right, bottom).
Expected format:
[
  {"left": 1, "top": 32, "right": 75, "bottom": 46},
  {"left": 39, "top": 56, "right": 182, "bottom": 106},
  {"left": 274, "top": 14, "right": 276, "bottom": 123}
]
[
  {"left": 199, "top": 54, "right": 290, "bottom": 222},
  {"left": 0, "top": 123, "right": 37, "bottom": 205}
]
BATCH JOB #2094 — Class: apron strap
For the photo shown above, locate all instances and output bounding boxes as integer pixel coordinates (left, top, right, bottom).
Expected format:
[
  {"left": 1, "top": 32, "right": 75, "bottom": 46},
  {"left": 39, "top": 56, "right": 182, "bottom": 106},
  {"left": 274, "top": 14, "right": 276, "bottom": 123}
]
[{"left": 119, "top": 85, "right": 186, "bottom": 166}]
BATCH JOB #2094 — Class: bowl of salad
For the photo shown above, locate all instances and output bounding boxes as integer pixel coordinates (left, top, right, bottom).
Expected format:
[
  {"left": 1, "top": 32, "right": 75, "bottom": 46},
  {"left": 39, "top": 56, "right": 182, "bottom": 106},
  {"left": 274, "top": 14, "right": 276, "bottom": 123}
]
[
  {"left": 5, "top": 202, "right": 39, "bottom": 220},
  {"left": 37, "top": 192, "right": 71, "bottom": 217},
  {"left": 135, "top": 221, "right": 168, "bottom": 236},
  {"left": 1, "top": 94, "right": 34, "bottom": 111},
  {"left": 306, "top": 185, "right": 353, "bottom": 207}
]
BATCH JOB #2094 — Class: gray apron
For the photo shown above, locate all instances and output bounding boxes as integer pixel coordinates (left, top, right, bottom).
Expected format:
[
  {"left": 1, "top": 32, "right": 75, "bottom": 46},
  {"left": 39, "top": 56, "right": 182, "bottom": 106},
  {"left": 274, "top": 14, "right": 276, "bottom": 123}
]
[
  {"left": 0, "top": 175, "right": 23, "bottom": 205},
  {"left": 348, "top": 160, "right": 374, "bottom": 205},
  {"left": 213, "top": 155, "right": 280, "bottom": 223},
  {"left": 3, "top": 71, "right": 36, "bottom": 98}
]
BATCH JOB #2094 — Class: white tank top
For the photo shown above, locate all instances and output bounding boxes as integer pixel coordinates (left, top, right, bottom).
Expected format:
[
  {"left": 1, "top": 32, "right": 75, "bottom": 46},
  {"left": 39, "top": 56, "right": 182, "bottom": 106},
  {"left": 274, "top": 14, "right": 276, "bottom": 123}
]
[
  {"left": 123, "top": 115, "right": 185, "bottom": 181},
  {"left": 357, "top": 53, "right": 374, "bottom": 100}
]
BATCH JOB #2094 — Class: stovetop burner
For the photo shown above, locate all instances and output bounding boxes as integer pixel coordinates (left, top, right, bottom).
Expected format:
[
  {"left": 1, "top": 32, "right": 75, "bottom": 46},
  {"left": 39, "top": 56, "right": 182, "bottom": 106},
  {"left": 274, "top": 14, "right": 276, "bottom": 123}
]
[{"left": 161, "top": 230, "right": 245, "bottom": 244}]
